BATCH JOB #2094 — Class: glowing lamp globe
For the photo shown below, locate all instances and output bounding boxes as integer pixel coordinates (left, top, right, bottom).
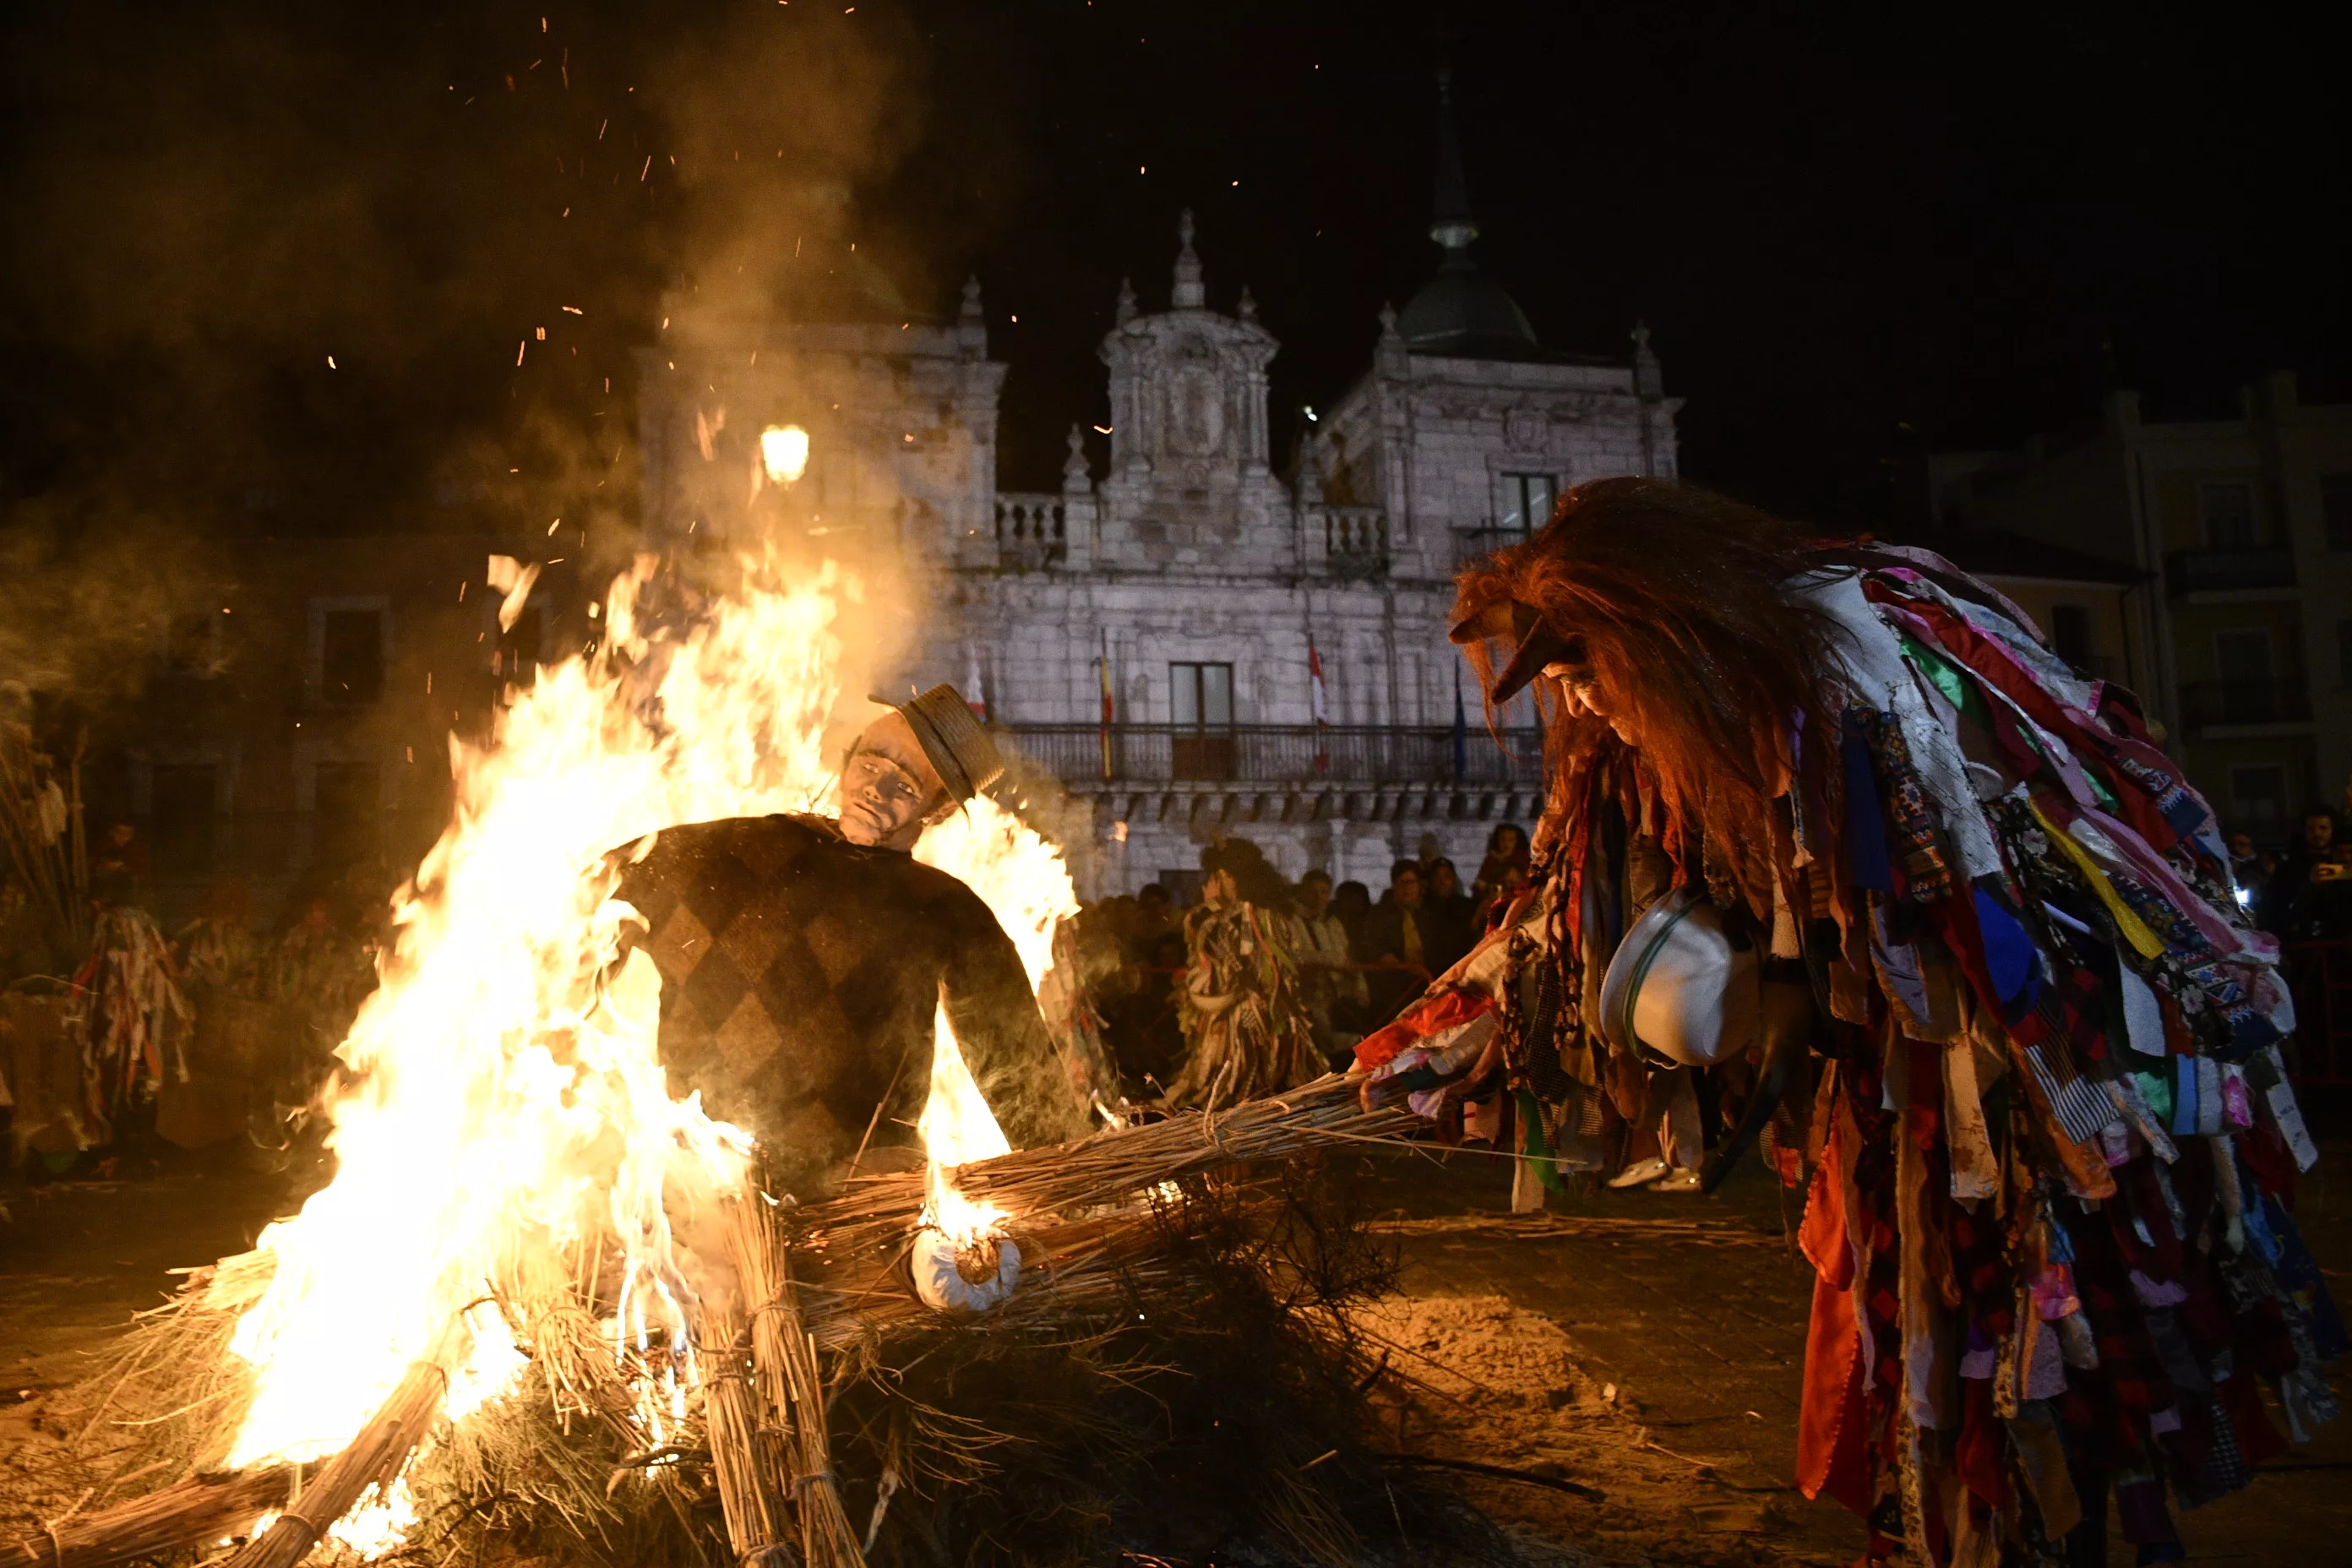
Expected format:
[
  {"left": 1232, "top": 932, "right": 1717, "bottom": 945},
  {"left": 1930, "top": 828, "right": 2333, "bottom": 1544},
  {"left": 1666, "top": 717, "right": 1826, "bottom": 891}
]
[{"left": 760, "top": 424, "right": 809, "bottom": 485}]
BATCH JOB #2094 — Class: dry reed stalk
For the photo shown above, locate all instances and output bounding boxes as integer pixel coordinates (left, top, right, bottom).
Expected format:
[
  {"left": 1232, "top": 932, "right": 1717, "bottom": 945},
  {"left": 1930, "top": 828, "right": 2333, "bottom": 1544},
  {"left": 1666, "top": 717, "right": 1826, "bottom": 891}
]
[
  {"left": 729, "top": 1182, "right": 866, "bottom": 1568},
  {"left": 220, "top": 1318, "right": 469, "bottom": 1568},
  {"left": 0, "top": 1465, "right": 294, "bottom": 1568}
]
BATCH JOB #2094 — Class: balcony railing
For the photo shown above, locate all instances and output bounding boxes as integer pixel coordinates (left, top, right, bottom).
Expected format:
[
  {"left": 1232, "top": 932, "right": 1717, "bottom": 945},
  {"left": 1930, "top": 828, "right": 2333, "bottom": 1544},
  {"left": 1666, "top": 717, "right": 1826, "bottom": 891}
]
[
  {"left": 2178, "top": 678, "right": 2311, "bottom": 728},
  {"left": 994, "top": 493, "right": 1066, "bottom": 570},
  {"left": 2165, "top": 547, "right": 2296, "bottom": 595},
  {"left": 999, "top": 723, "right": 1546, "bottom": 787},
  {"left": 1302, "top": 506, "right": 1388, "bottom": 578}
]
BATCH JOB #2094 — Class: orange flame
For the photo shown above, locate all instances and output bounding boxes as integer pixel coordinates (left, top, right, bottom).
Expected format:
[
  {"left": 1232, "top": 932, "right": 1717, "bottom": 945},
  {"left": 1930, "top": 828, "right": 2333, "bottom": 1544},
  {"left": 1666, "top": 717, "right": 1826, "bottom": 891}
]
[{"left": 225, "top": 555, "right": 855, "bottom": 1471}]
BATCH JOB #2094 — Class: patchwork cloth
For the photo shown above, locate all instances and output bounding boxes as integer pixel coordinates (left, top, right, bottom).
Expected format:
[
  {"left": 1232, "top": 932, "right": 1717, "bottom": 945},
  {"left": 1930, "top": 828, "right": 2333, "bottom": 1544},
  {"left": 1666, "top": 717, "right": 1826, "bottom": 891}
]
[{"left": 613, "top": 814, "right": 1089, "bottom": 1195}]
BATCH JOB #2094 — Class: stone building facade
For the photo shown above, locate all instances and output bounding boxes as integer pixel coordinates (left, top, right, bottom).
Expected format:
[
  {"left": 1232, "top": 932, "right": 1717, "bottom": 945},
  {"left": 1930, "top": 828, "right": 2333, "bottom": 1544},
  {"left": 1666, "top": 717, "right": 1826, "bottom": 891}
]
[
  {"left": 1929, "top": 374, "right": 2352, "bottom": 844},
  {"left": 636, "top": 123, "right": 1680, "bottom": 898}
]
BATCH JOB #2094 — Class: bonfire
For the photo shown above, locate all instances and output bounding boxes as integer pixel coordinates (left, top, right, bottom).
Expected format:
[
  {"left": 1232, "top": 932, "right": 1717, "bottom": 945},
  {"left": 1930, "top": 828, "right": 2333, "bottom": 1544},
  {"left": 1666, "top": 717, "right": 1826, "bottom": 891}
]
[{"left": 4, "top": 554, "right": 1427, "bottom": 1568}]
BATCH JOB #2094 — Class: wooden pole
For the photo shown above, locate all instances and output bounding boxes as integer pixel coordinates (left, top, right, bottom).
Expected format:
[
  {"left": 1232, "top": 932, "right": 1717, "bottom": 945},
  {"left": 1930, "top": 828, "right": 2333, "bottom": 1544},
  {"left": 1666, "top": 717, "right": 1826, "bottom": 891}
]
[
  {"left": 220, "top": 1320, "right": 466, "bottom": 1568},
  {"left": 0, "top": 1466, "right": 294, "bottom": 1568}
]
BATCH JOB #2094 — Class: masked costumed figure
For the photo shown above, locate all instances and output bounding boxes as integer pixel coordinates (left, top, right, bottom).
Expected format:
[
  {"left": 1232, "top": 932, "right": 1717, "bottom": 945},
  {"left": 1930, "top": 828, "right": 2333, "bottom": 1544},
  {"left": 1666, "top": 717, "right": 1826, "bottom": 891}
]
[
  {"left": 1163, "top": 843, "right": 1319, "bottom": 1109},
  {"left": 613, "top": 686, "right": 1091, "bottom": 1196},
  {"left": 1363, "top": 478, "right": 2340, "bottom": 1564}
]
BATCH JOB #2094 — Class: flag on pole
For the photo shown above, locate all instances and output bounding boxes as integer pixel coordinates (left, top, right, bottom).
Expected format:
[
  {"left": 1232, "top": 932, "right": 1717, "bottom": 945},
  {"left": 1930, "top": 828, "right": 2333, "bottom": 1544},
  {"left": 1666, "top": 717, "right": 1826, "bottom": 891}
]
[
  {"left": 1452, "top": 662, "right": 1469, "bottom": 782},
  {"left": 1307, "top": 633, "right": 1330, "bottom": 774},
  {"left": 1097, "top": 629, "right": 1115, "bottom": 783}
]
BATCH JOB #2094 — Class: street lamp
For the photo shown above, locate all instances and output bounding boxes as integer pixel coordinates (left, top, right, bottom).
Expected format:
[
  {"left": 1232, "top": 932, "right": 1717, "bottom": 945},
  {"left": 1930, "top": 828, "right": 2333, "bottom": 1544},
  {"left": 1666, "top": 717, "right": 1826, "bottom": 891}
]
[{"left": 760, "top": 424, "right": 809, "bottom": 486}]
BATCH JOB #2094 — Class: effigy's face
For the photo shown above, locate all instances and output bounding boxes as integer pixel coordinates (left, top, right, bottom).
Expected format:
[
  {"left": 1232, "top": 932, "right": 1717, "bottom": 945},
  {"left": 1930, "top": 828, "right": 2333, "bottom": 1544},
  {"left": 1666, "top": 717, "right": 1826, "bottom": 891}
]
[{"left": 841, "top": 711, "right": 947, "bottom": 849}]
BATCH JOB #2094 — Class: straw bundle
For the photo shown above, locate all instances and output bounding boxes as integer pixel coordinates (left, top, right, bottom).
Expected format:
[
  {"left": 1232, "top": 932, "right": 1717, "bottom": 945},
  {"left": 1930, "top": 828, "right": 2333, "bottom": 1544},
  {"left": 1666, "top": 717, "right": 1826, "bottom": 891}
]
[
  {"left": 223, "top": 1320, "right": 468, "bottom": 1568},
  {"left": 792, "top": 1073, "right": 1413, "bottom": 1262},
  {"left": 725, "top": 1185, "right": 866, "bottom": 1568},
  {"left": 0, "top": 1466, "right": 294, "bottom": 1568}
]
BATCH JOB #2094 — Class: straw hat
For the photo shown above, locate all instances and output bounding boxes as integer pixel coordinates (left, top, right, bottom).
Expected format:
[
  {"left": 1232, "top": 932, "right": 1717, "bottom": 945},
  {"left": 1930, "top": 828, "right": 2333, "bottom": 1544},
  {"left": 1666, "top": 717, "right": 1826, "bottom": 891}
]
[{"left": 891, "top": 684, "right": 1003, "bottom": 803}]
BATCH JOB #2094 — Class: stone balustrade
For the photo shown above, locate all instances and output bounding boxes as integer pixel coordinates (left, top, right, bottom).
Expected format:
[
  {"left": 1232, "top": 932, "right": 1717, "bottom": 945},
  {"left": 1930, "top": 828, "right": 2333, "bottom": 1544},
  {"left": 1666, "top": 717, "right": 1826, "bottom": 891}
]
[
  {"left": 993, "top": 493, "right": 1067, "bottom": 570},
  {"left": 1304, "top": 505, "right": 1389, "bottom": 578}
]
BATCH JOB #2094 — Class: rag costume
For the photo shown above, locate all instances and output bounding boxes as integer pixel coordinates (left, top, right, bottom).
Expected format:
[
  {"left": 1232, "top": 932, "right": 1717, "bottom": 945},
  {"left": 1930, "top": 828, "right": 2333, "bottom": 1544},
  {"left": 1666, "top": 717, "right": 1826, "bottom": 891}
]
[
  {"left": 74, "top": 902, "right": 191, "bottom": 1133},
  {"left": 613, "top": 686, "right": 1089, "bottom": 1195},
  {"left": 1164, "top": 896, "right": 1319, "bottom": 1109},
  {"left": 1361, "top": 489, "right": 2340, "bottom": 1563}
]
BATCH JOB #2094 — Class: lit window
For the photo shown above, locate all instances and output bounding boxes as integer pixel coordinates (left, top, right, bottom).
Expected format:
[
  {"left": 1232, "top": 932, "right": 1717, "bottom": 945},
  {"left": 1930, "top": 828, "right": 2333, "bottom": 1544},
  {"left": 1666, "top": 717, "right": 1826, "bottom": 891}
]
[
  {"left": 1500, "top": 473, "right": 1556, "bottom": 536},
  {"left": 1170, "top": 662, "right": 1234, "bottom": 729}
]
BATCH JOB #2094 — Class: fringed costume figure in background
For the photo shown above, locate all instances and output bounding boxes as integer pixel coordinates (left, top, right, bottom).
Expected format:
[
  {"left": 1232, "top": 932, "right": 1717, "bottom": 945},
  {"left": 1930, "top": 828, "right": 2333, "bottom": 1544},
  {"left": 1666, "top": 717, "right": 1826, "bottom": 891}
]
[
  {"left": 175, "top": 875, "right": 264, "bottom": 999},
  {"left": 267, "top": 892, "right": 377, "bottom": 1070},
  {"left": 1365, "top": 477, "right": 2341, "bottom": 1564},
  {"left": 74, "top": 873, "right": 191, "bottom": 1141},
  {"left": 1165, "top": 843, "right": 1319, "bottom": 1109}
]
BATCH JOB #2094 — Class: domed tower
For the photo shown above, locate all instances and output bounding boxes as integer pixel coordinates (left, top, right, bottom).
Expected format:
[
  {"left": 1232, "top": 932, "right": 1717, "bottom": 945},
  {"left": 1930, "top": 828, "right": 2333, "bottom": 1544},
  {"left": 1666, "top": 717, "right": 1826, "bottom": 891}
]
[
  {"left": 1393, "top": 68, "right": 1544, "bottom": 361},
  {"left": 1303, "top": 65, "right": 1680, "bottom": 589}
]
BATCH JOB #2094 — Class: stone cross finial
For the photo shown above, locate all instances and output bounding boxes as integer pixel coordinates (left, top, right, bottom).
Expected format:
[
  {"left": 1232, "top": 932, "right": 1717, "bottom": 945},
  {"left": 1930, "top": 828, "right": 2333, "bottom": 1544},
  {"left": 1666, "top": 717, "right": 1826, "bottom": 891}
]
[
  {"left": 1172, "top": 208, "right": 1205, "bottom": 309},
  {"left": 961, "top": 275, "right": 983, "bottom": 319},
  {"left": 1115, "top": 275, "right": 1137, "bottom": 325}
]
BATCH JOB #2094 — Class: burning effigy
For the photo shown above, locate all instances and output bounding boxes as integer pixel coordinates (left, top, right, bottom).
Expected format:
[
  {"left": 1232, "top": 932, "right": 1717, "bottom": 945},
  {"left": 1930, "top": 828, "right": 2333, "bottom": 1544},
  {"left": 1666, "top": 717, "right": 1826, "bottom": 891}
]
[{"left": 0, "top": 554, "right": 1447, "bottom": 1568}]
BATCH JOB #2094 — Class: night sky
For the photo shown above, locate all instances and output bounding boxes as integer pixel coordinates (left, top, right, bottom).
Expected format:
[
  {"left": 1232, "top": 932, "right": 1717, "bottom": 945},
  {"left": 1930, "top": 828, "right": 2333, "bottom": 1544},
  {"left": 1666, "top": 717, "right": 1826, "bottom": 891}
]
[{"left": 1, "top": 0, "right": 2343, "bottom": 549}]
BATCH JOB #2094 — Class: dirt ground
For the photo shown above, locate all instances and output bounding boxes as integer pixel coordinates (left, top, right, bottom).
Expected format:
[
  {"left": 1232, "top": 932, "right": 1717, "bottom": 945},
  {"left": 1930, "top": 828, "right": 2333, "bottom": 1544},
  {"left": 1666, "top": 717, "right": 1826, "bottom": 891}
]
[{"left": 3, "top": 1130, "right": 2349, "bottom": 1566}]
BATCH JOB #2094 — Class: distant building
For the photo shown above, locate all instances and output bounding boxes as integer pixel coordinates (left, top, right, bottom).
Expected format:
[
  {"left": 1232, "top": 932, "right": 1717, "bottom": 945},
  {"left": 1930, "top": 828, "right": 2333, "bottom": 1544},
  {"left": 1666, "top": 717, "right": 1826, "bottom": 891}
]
[
  {"left": 636, "top": 78, "right": 1680, "bottom": 896},
  {"left": 1926, "top": 374, "right": 2352, "bottom": 842},
  {"left": 84, "top": 533, "right": 534, "bottom": 922}
]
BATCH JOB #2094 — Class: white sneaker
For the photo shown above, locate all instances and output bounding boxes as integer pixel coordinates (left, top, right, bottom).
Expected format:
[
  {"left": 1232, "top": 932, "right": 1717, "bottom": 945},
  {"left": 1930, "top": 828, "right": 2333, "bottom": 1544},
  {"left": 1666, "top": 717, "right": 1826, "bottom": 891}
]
[
  {"left": 1652, "top": 1167, "right": 1703, "bottom": 1192},
  {"left": 1607, "top": 1157, "right": 1669, "bottom": 1190}
]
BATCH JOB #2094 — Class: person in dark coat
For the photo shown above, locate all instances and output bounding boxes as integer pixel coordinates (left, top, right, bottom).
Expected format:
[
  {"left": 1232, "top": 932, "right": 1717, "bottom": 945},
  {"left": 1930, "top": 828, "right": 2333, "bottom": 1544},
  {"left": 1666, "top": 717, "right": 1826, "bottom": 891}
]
[
  {"left": 614, "top": 686, "right": 1091, "bottom": 1197},
  {"left": 1422, "top": 856, "right": 1476, "bottom": 974},
  {"left": 1355, "top": 860, "right": 1435, "bottom": 1024},
  {"left": 2261, "top": 806, "right": 2339, "bottom": 936}
]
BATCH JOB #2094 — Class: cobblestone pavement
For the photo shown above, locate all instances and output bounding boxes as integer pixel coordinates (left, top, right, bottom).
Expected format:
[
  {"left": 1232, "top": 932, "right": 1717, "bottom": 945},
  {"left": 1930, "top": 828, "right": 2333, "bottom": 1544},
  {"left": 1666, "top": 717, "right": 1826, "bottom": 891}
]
[{"left": 3, "top": 1132, "right": 2350, "bottom": 1565}]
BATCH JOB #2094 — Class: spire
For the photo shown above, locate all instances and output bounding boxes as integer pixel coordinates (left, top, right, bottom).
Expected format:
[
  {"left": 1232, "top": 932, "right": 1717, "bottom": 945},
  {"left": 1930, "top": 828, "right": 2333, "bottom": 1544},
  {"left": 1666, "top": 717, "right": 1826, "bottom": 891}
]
[
  {"left": 1429, "top": 65, "right": 1478, "bottom": 253},
  {"left": 1172, "top": 209, "right": 1205, "bottom": 309}
]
